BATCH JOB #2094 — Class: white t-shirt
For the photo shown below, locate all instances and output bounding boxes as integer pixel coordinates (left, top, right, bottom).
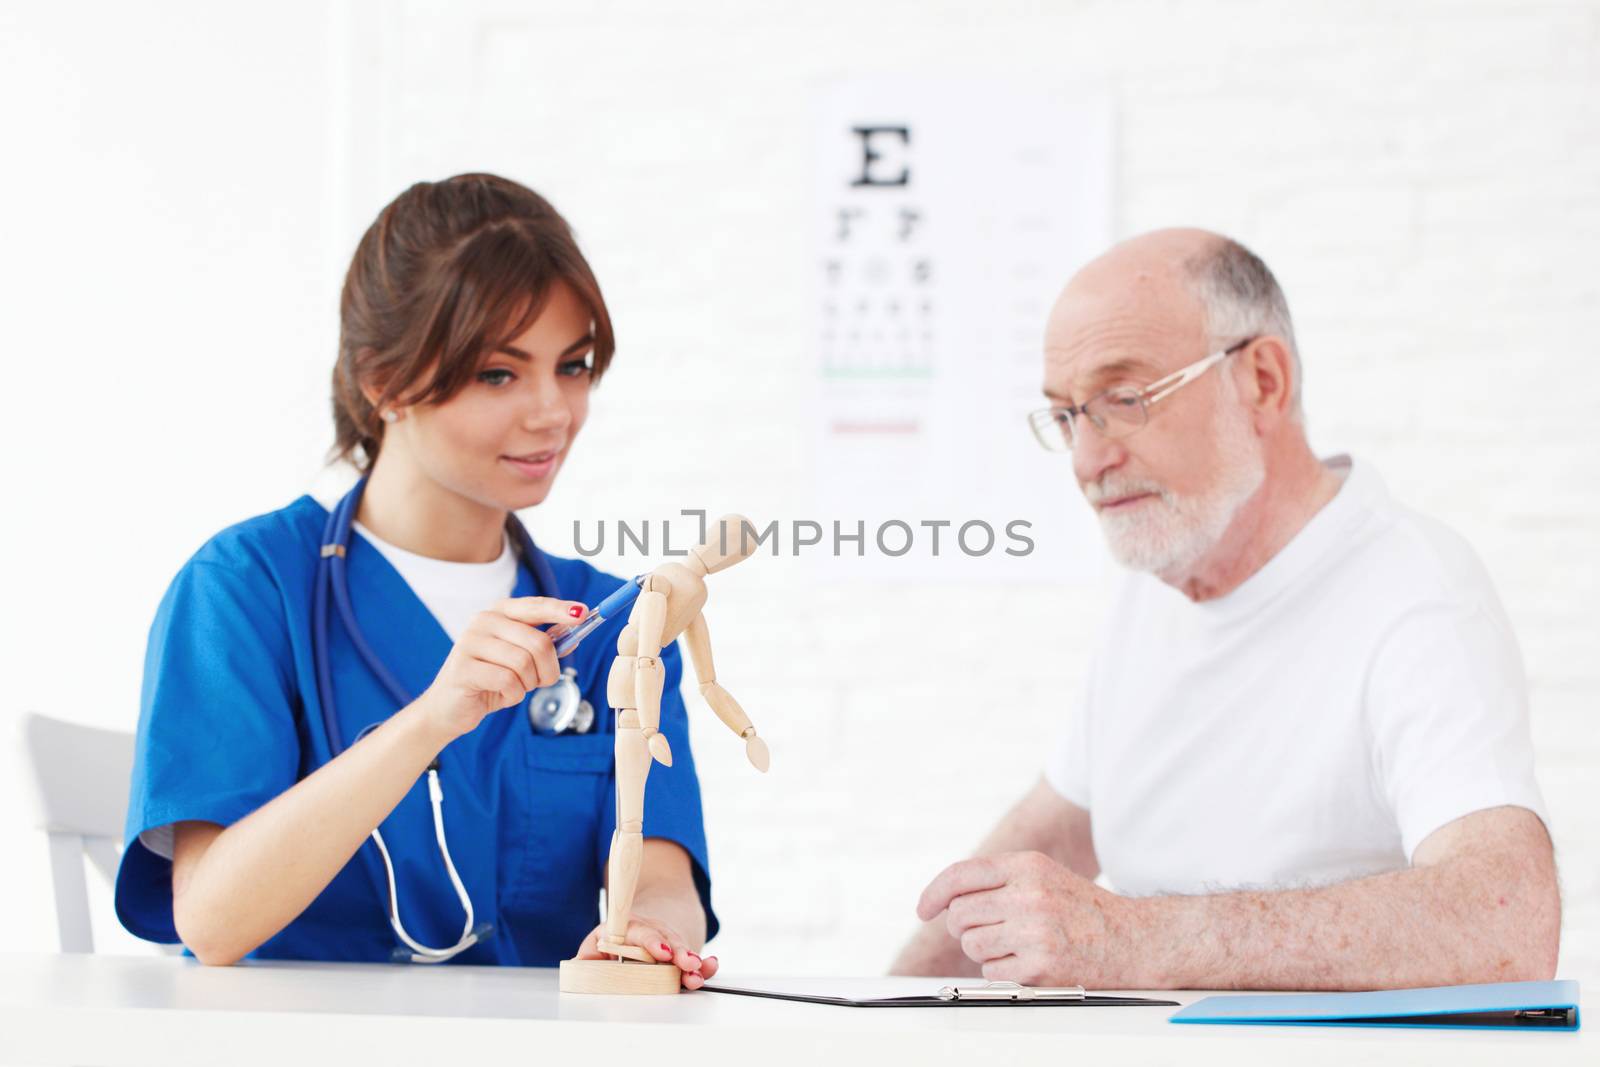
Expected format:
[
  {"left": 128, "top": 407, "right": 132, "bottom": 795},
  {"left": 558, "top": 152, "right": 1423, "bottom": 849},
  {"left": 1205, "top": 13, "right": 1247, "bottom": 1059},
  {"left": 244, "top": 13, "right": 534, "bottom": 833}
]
[
  {"left": 1044, "top": 455, "right": 1547, "bottom": 897},
  {"left": 353, "top": 521, "right": 518, "bottom": 641}
]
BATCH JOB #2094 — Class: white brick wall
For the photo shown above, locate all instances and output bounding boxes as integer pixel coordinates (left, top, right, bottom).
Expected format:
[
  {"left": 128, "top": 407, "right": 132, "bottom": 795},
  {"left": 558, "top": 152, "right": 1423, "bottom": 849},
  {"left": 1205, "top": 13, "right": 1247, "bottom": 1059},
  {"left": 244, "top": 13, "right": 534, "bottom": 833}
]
[{"left": 3, "top": 0, "right": 1596, "bottom": 981}]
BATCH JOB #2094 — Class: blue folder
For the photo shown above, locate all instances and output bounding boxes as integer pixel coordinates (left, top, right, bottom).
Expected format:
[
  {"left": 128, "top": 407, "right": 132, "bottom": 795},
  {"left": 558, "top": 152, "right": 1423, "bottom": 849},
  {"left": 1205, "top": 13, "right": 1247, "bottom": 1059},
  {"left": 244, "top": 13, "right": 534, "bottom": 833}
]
[{"left": 1170, "top": 980, "right": 1580, "bottom": 1031}]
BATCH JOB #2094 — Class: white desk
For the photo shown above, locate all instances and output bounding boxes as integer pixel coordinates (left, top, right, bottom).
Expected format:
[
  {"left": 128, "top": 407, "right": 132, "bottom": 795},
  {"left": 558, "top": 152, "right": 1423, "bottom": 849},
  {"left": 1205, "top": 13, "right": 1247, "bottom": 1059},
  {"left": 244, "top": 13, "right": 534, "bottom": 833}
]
[{"left": 0, "top": 954, "right": 1585, "bottom": 1066}]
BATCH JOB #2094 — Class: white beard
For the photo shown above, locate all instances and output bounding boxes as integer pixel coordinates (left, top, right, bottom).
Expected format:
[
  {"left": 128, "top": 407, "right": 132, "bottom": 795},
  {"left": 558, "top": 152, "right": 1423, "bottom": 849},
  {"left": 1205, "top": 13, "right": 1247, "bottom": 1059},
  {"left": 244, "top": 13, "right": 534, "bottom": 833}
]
[{"left": 1090, "top": 393, "right": 1265, "bottom": 577}]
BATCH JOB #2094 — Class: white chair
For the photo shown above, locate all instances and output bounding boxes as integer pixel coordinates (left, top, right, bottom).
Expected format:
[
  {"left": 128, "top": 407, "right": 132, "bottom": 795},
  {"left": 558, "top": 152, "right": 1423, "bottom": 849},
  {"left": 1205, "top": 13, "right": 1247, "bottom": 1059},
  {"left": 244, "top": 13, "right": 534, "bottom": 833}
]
[{"left": 22, "top": 712, "right": 138, "bottom": 953}]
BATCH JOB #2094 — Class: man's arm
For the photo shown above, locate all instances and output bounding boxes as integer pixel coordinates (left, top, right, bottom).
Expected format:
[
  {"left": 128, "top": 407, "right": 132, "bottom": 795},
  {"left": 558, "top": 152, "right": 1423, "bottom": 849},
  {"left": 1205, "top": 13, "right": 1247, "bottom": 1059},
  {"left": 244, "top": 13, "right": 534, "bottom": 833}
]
[
  {"left": 890, "top": 777, "right": 1096, "bottom": 976},
  {"left": 1149, "top": 805, "right": 1560, "bottom": 989},
  {"left": 921, "top": 804, "right": 1559, "bottom": 989}
]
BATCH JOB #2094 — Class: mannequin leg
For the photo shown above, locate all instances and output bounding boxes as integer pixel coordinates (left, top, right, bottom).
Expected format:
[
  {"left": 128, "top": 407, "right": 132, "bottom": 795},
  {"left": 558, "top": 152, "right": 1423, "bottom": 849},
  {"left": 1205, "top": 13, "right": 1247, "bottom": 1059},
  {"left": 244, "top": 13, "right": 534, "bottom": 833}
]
[{"left": 598, "top": 708, "right": 654, "bottom": 963}]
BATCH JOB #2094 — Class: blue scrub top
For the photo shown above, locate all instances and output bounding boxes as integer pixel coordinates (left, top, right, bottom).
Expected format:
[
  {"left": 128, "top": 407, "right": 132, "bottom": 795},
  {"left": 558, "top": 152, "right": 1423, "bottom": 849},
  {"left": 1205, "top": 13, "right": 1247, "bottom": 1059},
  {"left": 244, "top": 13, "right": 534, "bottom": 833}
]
[{"left": 115, "top": 495, "right": 717, "bottom": 964}]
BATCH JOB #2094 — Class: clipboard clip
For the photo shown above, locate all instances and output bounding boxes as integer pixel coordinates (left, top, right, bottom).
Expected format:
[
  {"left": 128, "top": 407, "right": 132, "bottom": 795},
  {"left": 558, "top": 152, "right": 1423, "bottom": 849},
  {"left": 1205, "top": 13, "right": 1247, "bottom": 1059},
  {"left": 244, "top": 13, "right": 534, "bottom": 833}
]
[{"left": 935, "top": 980, "right": 1087, "bottom": 1002}]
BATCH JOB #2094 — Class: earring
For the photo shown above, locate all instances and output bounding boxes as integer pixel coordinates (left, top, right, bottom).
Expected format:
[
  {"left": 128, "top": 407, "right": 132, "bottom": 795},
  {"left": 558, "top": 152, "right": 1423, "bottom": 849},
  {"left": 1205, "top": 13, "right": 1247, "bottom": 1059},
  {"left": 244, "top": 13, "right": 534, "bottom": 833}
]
[{"left": 381, "top": 410, "right": 399, "bottom": 424}]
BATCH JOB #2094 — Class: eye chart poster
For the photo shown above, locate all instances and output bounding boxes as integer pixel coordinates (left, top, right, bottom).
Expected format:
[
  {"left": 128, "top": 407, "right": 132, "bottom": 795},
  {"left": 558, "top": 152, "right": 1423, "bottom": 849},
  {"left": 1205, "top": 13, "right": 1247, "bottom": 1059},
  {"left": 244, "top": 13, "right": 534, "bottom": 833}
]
[{"left": 812, "top": 79, "right": 1113, "bottom": 583}]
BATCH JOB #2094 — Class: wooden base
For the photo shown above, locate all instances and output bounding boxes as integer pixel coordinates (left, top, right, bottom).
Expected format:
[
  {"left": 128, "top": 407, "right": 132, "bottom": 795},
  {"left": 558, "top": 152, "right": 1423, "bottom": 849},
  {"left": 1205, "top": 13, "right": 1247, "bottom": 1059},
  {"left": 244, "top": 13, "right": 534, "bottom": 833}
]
[{"left": 559, "top": 958, "right": 681, "bottom": 996}]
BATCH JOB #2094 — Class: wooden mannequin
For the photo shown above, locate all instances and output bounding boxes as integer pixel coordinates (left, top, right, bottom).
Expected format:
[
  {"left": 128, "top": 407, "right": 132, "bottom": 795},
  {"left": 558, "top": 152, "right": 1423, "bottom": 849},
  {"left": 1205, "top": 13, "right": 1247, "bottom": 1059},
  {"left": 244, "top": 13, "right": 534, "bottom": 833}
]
[{"left": 559, "top": 514, "right": 769, "bottom": 995}]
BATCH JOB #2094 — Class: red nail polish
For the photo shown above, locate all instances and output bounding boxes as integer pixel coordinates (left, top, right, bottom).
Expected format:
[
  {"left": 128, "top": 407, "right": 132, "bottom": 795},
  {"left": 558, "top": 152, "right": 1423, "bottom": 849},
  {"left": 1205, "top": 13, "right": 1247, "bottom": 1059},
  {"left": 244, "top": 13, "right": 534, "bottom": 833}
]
[
  {"left": 569, "top": 605, "right": 584, "bottom": 618},
  {"left": 687, "top": 952, "right": 701, "bottom": 965},
  {"left": 659, "top": 942, "right": 671, "bottom": 953}
]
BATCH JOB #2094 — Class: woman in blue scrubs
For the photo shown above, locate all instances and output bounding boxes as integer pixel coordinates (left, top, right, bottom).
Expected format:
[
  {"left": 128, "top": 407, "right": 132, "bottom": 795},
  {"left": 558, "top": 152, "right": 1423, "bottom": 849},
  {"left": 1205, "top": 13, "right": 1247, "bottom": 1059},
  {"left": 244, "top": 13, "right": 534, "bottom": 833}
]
[{"left": 115, "top": 173, "right": 720, "bottom": 987}]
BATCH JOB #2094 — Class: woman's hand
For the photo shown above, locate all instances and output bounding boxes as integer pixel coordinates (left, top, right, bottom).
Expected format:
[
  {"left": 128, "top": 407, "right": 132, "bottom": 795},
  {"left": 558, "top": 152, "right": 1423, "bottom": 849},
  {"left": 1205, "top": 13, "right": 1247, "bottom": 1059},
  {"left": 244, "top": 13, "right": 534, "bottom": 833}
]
[
  {"left": 414, "top": 596, "right": 588, "bottom": 742},
  {"left": 574, "top": 918, "right": 719, "bottom": 990}
]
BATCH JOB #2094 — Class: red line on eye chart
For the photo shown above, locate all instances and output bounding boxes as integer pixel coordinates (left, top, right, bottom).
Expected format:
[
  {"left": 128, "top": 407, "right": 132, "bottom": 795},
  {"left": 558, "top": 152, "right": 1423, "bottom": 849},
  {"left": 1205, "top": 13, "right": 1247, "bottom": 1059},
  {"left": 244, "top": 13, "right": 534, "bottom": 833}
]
[{"left": 828, "top": 419, "right": 921, "bottom": 435}]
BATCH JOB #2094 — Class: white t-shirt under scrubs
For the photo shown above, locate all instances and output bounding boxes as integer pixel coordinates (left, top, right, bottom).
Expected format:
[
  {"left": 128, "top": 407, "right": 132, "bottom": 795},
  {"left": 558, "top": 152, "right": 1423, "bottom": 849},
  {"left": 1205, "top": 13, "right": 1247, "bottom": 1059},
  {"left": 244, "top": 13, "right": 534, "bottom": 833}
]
[{"left": 1044, "top": 455, "right": 1548, "bottom": 897}]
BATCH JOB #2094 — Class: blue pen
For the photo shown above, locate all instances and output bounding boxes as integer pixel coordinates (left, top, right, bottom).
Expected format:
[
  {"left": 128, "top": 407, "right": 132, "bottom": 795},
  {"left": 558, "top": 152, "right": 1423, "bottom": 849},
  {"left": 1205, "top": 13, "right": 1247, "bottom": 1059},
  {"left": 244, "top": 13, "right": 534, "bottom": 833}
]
[{"left": 552, "top": 575, "right": 646, "bottom": 658}]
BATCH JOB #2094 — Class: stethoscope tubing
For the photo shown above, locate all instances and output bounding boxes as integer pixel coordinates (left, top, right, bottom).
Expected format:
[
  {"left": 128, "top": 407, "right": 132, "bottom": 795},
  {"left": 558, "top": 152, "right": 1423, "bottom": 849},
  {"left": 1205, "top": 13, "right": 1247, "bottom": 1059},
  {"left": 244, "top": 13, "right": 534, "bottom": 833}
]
[{"left": 312, "top": 477, "right": 566, "bottom": 963}]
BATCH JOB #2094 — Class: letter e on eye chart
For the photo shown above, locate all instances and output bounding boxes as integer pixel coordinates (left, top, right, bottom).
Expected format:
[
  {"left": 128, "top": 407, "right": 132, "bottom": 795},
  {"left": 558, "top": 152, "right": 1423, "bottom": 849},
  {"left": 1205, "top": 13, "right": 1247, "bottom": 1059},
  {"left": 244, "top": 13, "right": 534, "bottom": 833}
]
[{"left": 811, "top": 78, "right": 1112, "bottom": 582}]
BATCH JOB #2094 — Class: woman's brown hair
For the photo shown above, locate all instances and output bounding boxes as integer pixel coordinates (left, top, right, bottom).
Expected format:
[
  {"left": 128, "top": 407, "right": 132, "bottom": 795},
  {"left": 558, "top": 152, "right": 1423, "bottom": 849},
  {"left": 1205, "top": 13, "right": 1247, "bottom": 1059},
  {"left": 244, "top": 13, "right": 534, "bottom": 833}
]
[{"left": 331, "top": 173, "right": 615, "bottom": 472}]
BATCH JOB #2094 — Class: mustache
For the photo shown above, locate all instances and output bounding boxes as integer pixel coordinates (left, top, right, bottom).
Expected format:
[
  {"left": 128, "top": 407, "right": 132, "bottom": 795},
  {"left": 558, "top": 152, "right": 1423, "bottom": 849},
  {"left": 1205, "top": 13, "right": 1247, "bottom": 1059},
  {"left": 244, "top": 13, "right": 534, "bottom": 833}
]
[{"left": 1084, "top": 476, "right": 1172, "bottom": 505}]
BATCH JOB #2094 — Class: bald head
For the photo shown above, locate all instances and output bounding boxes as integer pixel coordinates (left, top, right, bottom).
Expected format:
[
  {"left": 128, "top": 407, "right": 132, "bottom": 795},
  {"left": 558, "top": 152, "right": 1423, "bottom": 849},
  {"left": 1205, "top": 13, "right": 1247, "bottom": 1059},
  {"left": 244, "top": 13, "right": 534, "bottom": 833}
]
[
  {"left": 1046, "top": 228, "right": 1300, "bottom": 412},
  {"left": 1068, "top": 227, "right": 1223, "bottom": 299}
]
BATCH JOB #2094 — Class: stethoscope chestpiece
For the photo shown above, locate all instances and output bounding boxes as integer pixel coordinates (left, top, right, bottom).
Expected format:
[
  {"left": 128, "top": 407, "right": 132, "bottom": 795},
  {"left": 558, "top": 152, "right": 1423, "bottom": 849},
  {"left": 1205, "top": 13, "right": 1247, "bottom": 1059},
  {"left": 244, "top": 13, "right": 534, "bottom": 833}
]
[{"left": 527, "top": 667, "right": 595, "bottom": 736}]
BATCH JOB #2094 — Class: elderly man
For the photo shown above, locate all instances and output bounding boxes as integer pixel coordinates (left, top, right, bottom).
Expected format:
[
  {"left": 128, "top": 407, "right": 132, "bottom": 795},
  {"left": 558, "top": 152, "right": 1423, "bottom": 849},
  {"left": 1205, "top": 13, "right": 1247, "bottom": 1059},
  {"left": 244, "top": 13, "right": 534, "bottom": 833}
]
[{"left": 891, "top": 229, "right": 1558, "bottom": 990}]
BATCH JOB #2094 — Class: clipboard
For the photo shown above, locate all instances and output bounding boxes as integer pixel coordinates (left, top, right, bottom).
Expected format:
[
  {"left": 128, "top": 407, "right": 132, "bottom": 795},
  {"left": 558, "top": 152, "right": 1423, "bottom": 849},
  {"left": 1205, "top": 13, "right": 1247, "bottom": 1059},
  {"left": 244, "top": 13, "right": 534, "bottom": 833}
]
[
  {"left": 1169, "top": 979, "right": 1581, "bottom": 1031},
  {"left": 702, "top": 977, "right": 1178, "bottom": 1008}
]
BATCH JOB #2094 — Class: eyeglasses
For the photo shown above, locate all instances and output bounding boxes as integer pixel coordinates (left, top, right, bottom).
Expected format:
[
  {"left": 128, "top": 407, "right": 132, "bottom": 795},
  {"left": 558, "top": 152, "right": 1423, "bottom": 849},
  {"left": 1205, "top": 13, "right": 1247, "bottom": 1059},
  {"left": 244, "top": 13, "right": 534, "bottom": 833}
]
[{"left": 1027, "top": 337, "right": 1255, "bottom": 452}]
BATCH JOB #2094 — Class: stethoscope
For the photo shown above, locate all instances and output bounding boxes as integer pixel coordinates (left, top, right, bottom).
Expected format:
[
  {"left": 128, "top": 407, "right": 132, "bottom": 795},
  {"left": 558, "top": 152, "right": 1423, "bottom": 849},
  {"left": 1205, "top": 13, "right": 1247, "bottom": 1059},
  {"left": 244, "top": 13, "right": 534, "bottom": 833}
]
[{"left": 311, "top": 478, "right": 600, "bottom": 963}]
